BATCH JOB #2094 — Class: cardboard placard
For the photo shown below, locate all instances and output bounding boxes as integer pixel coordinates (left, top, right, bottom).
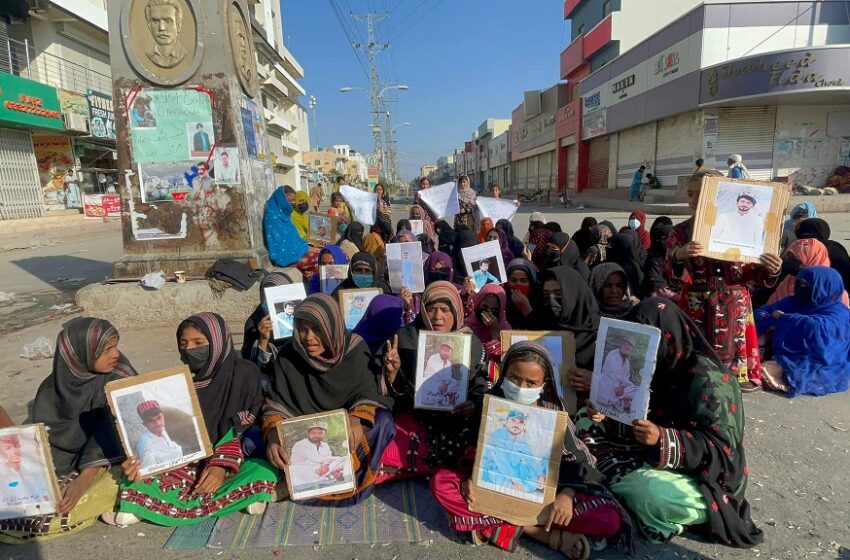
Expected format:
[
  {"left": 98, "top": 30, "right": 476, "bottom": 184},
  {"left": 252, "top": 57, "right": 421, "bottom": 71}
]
[
  {"left": 338, "top": 287, "right": 383, "bottom": 331},
  {"left": 277, "top": 409, "right": 355, "bottom": 501},
  {"left": 500, "top": 331, "right": 578, "bottom": 414},
  {"left": 470, "top": 396, "right": 568, "bottom": 527},
  {"left": 692, "top": 176, "right": 790, "bottom": 263},
  {"left": 589, "top": 318, "right": 661, "bottom": 426},
  {"left": 0, "top": 424, "right": 62, "bottom": 520},
  {"left": 461, "top": 240, "right": 507, "bottom": 292},
  {"left": 414, "top": 331, "right": 472, "bottom": 411},
  {"left": 339, "top": 184, "right": 378, "bottom": 226},
  {"left": 417, "top": 182, "right": 459, "bottom": 220},
  {"left": 105, "top": 367, "right": 213, "bottom": 478},
  {"left": 265, "top": 283, "right": 308, "bottom": 340}
]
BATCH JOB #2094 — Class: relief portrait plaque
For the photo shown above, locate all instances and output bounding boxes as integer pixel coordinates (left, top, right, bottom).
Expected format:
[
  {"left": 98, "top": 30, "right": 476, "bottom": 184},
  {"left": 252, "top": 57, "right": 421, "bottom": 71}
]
[
  {"left": 122, "top": 0, "right": 205, "bottom": 86},
  {"left": 227, "top": 1, "right": 259, "bottom": 98}
]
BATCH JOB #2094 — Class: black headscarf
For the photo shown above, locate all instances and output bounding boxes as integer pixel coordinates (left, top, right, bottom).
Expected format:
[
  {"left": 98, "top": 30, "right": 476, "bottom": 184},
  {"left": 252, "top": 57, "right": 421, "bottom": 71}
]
[
  {"left": 453, "top": 229, "right": 479, "bottom": 278},
  {"left": 642, "top": 224, "right": 674, "bottom": 297},
  {"left": 396, "top": 219, "right": 412, "bottom": 234},
  {"left": 796, "top": 218, "right": 850, "bottom": 291},
  {"left": 32, "top": 317, "right": 136, "bottom": 475},
  {"left": 241, "top": 272, "right": 293, "bottom": 360},
  {"left": 417, "top": 233, "right": 435, "bottom": 255},
  {"left": 607, "top": 232, "right": 645, "bottom": 295},
  {"left": 331, "top": 251, "right": 392, "bottom": 297},
  {"left": 572, "top": 217, "right": 598, "bottom": 257},
  {"left": 588, "top": 262, "right": 635, "bottom": 318},
  {"left": 436, "top": 219, "right": 456, "bottom": 255},
  {"left": 339, "top": 221, "right": 365, "bottom": 251},
  {"left": 552, "top": 232, "right": 590, "bottom": 282},
  {"left": 496, "top": 219, "right": 525, "bottom": 258},
  {"left": 505, "top": 258, "right": 540, "bottom": 329},
  {"left": 544, "top": 221, "right": 562, "bottom": 233},
  {"left": 538, "top": 266, "right": 600, "bottom": 369}
]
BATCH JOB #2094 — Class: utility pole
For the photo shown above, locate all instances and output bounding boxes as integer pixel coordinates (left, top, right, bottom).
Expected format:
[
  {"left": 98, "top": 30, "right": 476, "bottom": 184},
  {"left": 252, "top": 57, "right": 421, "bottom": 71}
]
[{"left": 351, "top": 12, "right": 388, "bottom": 180}]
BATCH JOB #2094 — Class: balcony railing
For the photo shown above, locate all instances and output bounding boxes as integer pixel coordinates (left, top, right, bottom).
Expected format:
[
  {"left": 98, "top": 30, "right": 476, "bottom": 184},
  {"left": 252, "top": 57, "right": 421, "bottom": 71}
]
[{"left": 1, "top": 37, "right": 111, "bottom": 95}]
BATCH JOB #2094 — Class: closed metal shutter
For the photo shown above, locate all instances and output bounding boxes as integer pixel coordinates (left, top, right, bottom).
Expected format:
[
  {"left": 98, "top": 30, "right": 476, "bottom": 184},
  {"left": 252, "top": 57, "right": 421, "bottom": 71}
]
[
  {"left": 716, "top": 107, "right": 776, "bottom": 180},
  {"left": 655, "top": 111, "right": 700, "bottom": 187},
  {"left": 515, "top": 158, "right": 527, "bottom": 193},
  {"left": 566, "top": 144, "right": 578, "bottom": 190},
  {"left": 588, "top": 136, "right": 610, "bottom": 189},
  {"left": 0, "top": 128, "right": 44, "bottom": 220},
  {"left": 539, "top": 151, "right": 553, "bottom": 193},
  {"left": 616, "top": 123, "right": 656, "bottom": 187},
  {"left": 527, "top": 156, "right": 538, "bottom": 192}
]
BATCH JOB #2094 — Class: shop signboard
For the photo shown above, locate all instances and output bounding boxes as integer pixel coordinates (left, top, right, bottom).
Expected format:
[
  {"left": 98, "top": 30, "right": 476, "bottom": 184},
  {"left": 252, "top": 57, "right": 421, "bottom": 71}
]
[
  {"left": 84, "top": 194, "right": 121, "bottom": 218},
  {"left": 0, "top": 73, "right": 63, "bottom": 130},
  {"left": 58, "top": 89, "right": 89, "bottom": 119},
  {"left": 581, "top": 88, "right": 607, "bottom": 139},
  {"left": 87, "top": 90, "right": 116, "bottom": 140}
]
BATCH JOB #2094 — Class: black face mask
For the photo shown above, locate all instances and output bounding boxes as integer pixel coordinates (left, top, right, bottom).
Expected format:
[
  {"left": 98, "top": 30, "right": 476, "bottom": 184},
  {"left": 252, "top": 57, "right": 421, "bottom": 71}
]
[
  {"left": 781, "top": 257, "right": 804, "bottom": 276},
  {"left": 546, "top": 296, "right": 563, "bottom": 319},
  {"left": 297, "top": 202, "right": 309, "bottom": 213},
  {"left": 430, "top": 269, "right": 449, "bottom": 282},
  {"left": 545, "top": 247, "right": 561, "bottom": 264},
  {"left": 180, "top": 345, "right": 210, "bottom": 374}
]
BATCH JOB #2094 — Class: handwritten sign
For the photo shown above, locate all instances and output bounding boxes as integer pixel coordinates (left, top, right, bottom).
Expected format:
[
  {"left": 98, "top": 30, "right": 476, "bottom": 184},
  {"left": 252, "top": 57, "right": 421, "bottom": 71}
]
[
  {"left": 417, "top": 181, "right": 459, "bottom": 220},
  {"left": 128, "top": 88, "right": 215, "bottom": 163},
  {"left": 340, "top": 184, "right": 377, "bottom": 225},
  {"left": 476, "top": 196, "right": 519, "bottom": 223}
]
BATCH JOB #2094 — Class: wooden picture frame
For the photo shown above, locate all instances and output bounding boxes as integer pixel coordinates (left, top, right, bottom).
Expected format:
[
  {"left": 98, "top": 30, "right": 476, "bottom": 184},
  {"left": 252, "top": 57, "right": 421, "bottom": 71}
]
[
  {"left": 692, "top": 176, "right": 791, "bottom": 263},
  {"left": 500, "top": 330, "right": 578, "bottom": 414},
  {"left": 414, "top": 331, "right": 472, "bottom": 411},
  {"left": 308, "top": 213, "right": 338, "bottom": 246},
  {"left": 338, "top": 287, "right": 383, "bottom": 331},
  {"left": 105, "top": 367, "right": 213, "bottom": 478},
  {"left": 0, "top": 424, "right": 62, "bottom": 519},
  {"left": 277, "top": 409, "right": 355, "bottom": 501},
  {"left": 470, "top": 395, "right": 568, "bottom": 527}
]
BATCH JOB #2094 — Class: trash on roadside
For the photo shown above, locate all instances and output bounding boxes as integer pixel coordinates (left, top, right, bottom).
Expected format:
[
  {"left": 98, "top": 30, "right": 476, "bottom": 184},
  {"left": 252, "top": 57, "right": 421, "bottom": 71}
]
[
  {"left": 0, "top": 291, "right": 15, "bottom": 304},
  {"left": 140, "top": 271, "right": 167, "bottom": 290},
  {"left": 21, "top": 337, "right": 54, "bottom": 360},
  {"left": 49, "top": 303, "right": 74, "bottom": 312}
]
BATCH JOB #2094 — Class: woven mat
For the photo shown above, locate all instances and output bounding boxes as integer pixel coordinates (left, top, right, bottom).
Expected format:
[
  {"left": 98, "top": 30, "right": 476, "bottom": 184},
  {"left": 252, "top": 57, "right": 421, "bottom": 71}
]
[{"left": 165, "top": 480, "right": 454, "bottom": 550}]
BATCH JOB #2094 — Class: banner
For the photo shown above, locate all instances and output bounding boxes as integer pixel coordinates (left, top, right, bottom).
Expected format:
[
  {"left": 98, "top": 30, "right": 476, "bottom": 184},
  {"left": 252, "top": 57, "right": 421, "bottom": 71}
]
[
  {"left": 339, "top": 184, "right": 377, "bottom": 225},
  {"left": 87, "top": 90, "right": 116, "bottom": 140},
  {"left": 476, "top": 196, "right": 519, "bottom": 222},
  {"left": 128, "top": 88, "right": 215, "bottom": 163},
  {"left": 417, "top": 181, "right": 459, "bottom": 220},
  {"left": 84, "top": 194, "right": 121, "bottom": 218}
]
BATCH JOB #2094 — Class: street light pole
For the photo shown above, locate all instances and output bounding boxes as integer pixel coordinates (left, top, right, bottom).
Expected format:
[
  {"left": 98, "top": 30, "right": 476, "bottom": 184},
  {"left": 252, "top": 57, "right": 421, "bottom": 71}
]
[
  {"left": 308, "top": 95, "right": 318, "bottom": 150},
  {"left": 351, "top": 12, "right": 388, "bottom": 173}
]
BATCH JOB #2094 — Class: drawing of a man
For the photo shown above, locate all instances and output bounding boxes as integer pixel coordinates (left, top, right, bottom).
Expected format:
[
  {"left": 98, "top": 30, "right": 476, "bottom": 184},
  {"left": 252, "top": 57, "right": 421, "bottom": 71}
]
[
  {"left": 480, "top": 410, "right": 546, "bottom": 493},
  {"left": 289, "top": 422, "right": 348, "bottom": 488},
  {"left": 711, "top": 192, "right": 764, "bottom": 249},
  {"left": 136, "top": 400, "right": 183, "bottom": 470},
  {"left": 144, "top": 0, "right": 188, "bottom": 69}
]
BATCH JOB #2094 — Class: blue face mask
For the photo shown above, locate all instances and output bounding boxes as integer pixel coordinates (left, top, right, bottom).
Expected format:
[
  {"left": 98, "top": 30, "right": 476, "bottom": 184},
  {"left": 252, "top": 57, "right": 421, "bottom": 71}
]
[
  {"left": 628, "top": 218, "right": 640, "bottom": 230},
  {"left": 501, "top": 377, "right": 543, "bottom": 405},
  {"left": 352, "top": 273, "right": 373, "bottom": 288}
]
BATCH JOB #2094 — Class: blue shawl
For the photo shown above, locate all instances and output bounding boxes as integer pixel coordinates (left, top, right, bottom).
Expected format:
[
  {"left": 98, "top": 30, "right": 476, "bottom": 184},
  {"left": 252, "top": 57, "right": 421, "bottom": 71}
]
[
  {"left": 307, "top": 245, "right": 348, "bottom": 295},
  {"left": 756, "top": 266, "right": 850, "bottom": 397},
  {"left": 263, "top": 187, "right": 308, "bottom": 267}
]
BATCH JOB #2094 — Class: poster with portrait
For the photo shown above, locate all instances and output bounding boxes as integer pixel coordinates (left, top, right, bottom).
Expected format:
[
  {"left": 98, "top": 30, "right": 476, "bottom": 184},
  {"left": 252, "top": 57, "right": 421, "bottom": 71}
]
[
  {"left": 0, "top": 424, "right": 61, "bottom": 520},
  {"left": 470, "top": 396, "right": 568, "bottom": 527},
  {"left": 417, "top": 181, "right": 460, "bottom": 220},
  {"left": 338, "top": 288, "right": 382, "bottom": 331},
  {"left": 476, "top": 196, "right": 520, "bottom": 223},
  {"left": 501, "top": 331, "right": 577, "bottom": 414},
  {"left": 106, "top": 367, "right": 213, "bottom": 478},
  {"left": 308, "top": 213, "right": 338, "bottom": 246},
  {"left": 461, "top": 240, "right": 507, "bottom": 292},
  {"left": 137, "top": 161, "right": 196, "bottom": 203},
  {"left": 409, "top": 219, "right": 424, "bottom": 236},
  {"left": 693, "top": 177, "right": 790, "bottom": 263},
  {"left": 277, "top": 410, "right": 355, "bottom": 501},
  {"left": 386, "top": 242, "right": 426, "bottom": 294},
  {"left": 265, "top": 283, "right": 307, "bottom": 340},
  {"left": 213, "top": 146, "right": 241, "bottom": 185},
  {"left": 320, "top": 264, "right": 349, "bottom": 295},
  {"left": 589, "top": 318, "right": 661, "bottom": 426},
  {"left": 339, "top": 184, "right": 377, "bottom": 226},
  {"left": 414, "top": 332, "right": 471, "bottom": 412}
]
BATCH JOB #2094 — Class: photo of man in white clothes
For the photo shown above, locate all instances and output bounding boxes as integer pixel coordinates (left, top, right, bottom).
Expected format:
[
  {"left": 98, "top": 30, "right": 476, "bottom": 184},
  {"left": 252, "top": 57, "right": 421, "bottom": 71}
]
[
  {"left": 135, "top": 400, "right": 184, "bottom": 470},
  {"left": 289, "top": 422, "right": 350, "bottom": 490},
  {"left": 711, "top": 192, "right": 764, "bottom": 250},
  {"left": 598, "top": 337, "right": 638, "bottom": 413}
]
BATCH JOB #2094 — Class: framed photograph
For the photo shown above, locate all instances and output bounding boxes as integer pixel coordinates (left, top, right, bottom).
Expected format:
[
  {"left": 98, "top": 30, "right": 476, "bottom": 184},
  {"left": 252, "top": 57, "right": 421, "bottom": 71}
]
[
  {"left": 386, "top": 242, "right": 426, "bottom": 294},
  {"left": 409, "top": 219, "right": 424, "bottom": 236},
  {"left": 213, "top": 146, "right": 241, "bottom": 185},
  {"left": 105, "top": 367, "right": 213, "bottom": 478},
  {"left": 461, "top": 240, "right": 507, "bottom": 292},
  {"left": 693, "top": 176, "right": 791, "bottom": 263},
  {"left": 265, "top": 283, "right": 307, "bottom": 340},
  {"left": 320, "top": 264, "right": 349, "bottom": 295},
  {"left": 589, "top": 318, "right": 662, "bottom": 426},
  {"left": 338, "top": 288, "right": 383, "bottom": 331},
  {"left": 501, "top": 331, "right": 578, "bottom": 414},
  {"left": 308, "top": 213, "right": 338, "bottom": 246},
  {"left": 470, "top": 396, "right": 568, "bottom": 527},
  {"left": 0, "top": 424, "right": 61, "bottom": 520},
  {"left": 277, "top": 410, "right": 355, "bottom": 501},
  {"left": 414, "top": 331, "right": 471, "bottom": 411}
]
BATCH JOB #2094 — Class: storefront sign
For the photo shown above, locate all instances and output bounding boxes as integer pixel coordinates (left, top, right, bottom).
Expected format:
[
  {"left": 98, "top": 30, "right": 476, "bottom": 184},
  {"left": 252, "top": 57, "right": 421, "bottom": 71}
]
[
  {"left": 87, "top": 90, "right": 116, "bottom": 140},
  {"left": 0, "top": 73, "right": 63, "bottom": 130},
  {"left": 700, "top": 47, "right": 850, "bottom": 103},
  {"left": 581, "top": 87, "right": 607, "bottom": 139},
  {"left": 84, "top": 194, "right": 121, "bottom": 218},
  {"left": 58, "top": 89, "right": 89, "bottom": 118},
  {"left": 611, "top": 74, "right": 635, "bottom": 94}
]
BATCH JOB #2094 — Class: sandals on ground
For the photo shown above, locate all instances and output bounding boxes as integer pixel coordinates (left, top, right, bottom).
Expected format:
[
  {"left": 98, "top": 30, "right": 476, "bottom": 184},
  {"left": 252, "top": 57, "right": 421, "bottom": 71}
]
[{"left": 548, "top": 529, "right": 590, "bottom": 560}]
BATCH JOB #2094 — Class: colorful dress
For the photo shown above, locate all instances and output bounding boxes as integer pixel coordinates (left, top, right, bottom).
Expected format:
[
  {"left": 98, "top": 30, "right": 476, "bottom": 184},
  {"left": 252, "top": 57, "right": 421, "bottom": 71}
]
[{"left": 666, "top": 217, "right": 778, "bottom": 385}]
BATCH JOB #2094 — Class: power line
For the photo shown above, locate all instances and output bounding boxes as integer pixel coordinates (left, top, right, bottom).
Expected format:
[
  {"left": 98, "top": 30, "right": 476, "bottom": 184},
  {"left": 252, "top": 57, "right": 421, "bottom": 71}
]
[
  {"left": 394, "top": 0, "right": 445, "bottom": 36},
  {"left": 390, "top": 0, "right": 428, "bottom": 33},
  {"left": 327, "top": 0, "right": 370, "bottom": 79}
]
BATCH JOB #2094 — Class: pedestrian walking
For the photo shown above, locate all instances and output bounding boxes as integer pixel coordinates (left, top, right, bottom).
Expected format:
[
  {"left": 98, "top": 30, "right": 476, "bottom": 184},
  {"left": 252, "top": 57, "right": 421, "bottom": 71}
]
[{"left": 629, "top": 166, "right": 646, "bottom": 202}]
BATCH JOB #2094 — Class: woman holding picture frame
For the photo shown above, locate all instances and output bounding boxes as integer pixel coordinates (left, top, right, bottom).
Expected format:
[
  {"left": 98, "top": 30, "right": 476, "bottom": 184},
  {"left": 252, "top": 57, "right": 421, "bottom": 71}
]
[{"left": 1, "top": 318, "right": 136, "bottom": 543}]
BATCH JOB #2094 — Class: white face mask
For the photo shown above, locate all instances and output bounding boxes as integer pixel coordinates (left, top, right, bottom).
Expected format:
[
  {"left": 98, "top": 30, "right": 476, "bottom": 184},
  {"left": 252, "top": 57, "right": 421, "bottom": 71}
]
[
  {"left": 501, "top": 377, "right": 543, "bottom": 406},
  {"left": 628, "top": 218, "right": 640, "bottom": 230}
]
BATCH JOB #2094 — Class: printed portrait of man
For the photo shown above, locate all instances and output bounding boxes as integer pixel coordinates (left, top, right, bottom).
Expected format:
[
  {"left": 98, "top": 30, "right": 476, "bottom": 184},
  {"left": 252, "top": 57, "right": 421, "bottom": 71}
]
[
  {"left": 481, "top": 409, "right": 546, "bottom": 495},
  {"left": 289, "top": 421, "right": 349, "bottom": 489},
  {"left": 144, "top": 0, "right": 188, "bottom": 69},
  {"left": 712, "top": 191, "right": 764, "bottom": 249},
  {"left": 135, "top": 399, "right": 183, "bottom": 470}
]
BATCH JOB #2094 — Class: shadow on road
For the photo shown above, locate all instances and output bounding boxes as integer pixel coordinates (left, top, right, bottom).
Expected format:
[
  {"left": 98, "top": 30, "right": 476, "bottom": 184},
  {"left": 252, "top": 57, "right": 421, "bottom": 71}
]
[{"left": 10, "top": 255, "right": 114, "bottom": 293}]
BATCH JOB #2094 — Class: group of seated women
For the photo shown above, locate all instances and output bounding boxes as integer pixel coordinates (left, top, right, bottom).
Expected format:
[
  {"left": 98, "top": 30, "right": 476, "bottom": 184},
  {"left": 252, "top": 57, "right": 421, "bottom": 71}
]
[{"left": 4, "top": 172, "right": 849, "bottom": 559}]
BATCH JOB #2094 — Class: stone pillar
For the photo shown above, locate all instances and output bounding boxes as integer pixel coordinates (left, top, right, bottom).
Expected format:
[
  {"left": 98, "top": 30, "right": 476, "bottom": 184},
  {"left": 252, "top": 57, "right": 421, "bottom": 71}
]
[{"left": 108, "top": 0, "right": 275, "bottom": 277}]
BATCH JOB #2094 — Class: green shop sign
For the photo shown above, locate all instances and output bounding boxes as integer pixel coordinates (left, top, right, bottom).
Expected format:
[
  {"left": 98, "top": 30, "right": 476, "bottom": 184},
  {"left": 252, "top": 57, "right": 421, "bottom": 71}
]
[{"left": 0, "top": 72, "right": 63, "bottom": 130}]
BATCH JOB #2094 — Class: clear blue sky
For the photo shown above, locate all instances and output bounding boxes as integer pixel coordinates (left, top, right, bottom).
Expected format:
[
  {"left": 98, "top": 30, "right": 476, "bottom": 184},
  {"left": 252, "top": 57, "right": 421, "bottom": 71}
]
[{"left": 282, "top": 0, "right": 569, "bottom": 179}]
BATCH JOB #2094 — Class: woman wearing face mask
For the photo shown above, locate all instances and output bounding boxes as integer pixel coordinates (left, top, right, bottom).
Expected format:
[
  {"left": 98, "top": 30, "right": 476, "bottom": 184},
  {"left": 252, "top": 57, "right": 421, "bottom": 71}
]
[
  {"left": 337, "top": 222, "right": 365, "bottom": 259},
  {"left": 430, "top": 342, "right": 629, "bottom": 558},
  {"left": 549, "top": 232, "right": 590, "bottom": 281},
  {"left": 1, "top": 318, "right": 136, "bottom": 543},
  {"left": 756, "top": 266, "right": 850, "bottom": 395},
  {"left": 331, "top": 252, "right": 392, "bottom": 299},
  {"left": 307, "top": 245, "right": 349, "bottom": 295},
  {"left": 767, "top": 238, "right": 849, "bottom": 306},
  {"left": 578, "top": 299, "right": 762, "bottom": 548},
  {"left": 263, "top": 185, "right": 309, "bottom": 268},
  {"left": 241, "top": 272, "right": 295, "bottom": 374},
  {"left": 589, "top": 263, "right": 638, "bottom": 319},
  {"left": 291, "top": 191, "right": 311, "bottom": 240},
  {"left": 504, "top": 258, "right": 540, "bottom": 329},
  {"left": 378, "top": 281, "right": 490, "bottom": 481},
  {"left": 627, "top": 211, "right": 650, "bottom": 250},
  {"left": 114, "top": 313, "right": 275, "bottom": 526},
  {"left": 264, "top": 295, "right": 395, "bottom": 505},
  {"left": 464, "top": 284, "right": 513, "bottom": 360}
]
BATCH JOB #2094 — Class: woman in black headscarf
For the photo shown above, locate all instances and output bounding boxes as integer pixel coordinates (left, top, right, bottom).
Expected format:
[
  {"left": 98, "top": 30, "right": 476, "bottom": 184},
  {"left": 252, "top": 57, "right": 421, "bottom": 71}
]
[
  {"left": 1, "top": 318, "right": 136, "bottom": 542},
  {"left": 606, "top": 232, "right": 645, "bottom": 296},
  {"left": 642, "top": 224, "right": 676, "bottom": 299},
  {"left": 572, "top": 217, "right": 598, "bottom": 258},
  {"left": 396, "top": 219, "right": 412, "bottom": 234},
  {"left": 331, "top": 251, "right": 392, "bottom": 298},
  {"left": 496, "top": 218, "right": 525, "bottom": 259},
  {"left": 577, "top": 299, "right": 762, "bottom": 548},
  {"left": 453, "top": 228, "right": 479, "bottom": 279},
  {"left": 338, "top": 221, "right": 365, "bottom": 258},
  {"left": 548, "top": 232, "right": 590, "bottom": 281},
  {"left": 241, "top": 272, "right": 293, "bottom": 371},
  {"left": 589, "top": 262, "right": 637, "bottom": 318},
  {"left": 436, "top": 219, "right": 456, "bottom": 255},
  {"left": 584, "top": 224, "right": 613, "bottom": 267},
  {"left": 115, "top": 313, "right": 275, "bottom": 526},
  {"left": 796, "top": 217, "right": 850, "bottom": 291},
  {"left": 505, "top": 258, "right": 541, "bottom": 330}
]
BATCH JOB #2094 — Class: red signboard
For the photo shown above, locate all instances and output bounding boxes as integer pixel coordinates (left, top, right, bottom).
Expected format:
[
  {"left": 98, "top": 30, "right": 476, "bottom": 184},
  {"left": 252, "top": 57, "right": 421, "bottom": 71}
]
[{"left": 84, "top": 194, "right": 121, "bottom": 218}]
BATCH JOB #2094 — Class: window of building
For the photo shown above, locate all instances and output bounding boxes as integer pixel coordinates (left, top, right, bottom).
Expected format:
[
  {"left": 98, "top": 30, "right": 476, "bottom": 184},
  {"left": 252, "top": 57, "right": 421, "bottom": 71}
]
[
  {"left": 602, "top": 0, "right": 612, "bottom": 16},
  {"left": 577, "top": 23, "right": 585, "bottom": 35}
]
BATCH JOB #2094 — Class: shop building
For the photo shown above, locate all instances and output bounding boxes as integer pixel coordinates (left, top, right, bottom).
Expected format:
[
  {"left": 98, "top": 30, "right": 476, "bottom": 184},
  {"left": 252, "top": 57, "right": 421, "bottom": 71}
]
[
  {"left": 573, "top": 1, "right": 850, "bottom": 191},
  {"left": 511, "top": 84, "right": 567, "bottom": 199},
  {"left": 473, "top": 118, "right": 511, "bottom": 190},
  {"left": 488, "top": 128, "right": 511, "bottom": 192}
]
